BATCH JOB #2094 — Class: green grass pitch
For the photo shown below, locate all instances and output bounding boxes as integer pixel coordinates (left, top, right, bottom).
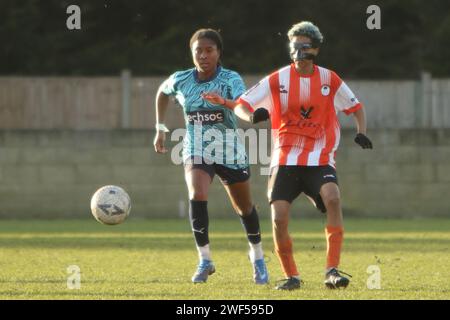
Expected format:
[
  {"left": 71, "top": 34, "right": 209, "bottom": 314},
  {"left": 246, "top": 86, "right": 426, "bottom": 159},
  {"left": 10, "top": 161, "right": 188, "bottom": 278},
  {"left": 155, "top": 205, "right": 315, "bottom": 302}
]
[{"left": 0, "top": 218, "right": 449, "bottom": 299}]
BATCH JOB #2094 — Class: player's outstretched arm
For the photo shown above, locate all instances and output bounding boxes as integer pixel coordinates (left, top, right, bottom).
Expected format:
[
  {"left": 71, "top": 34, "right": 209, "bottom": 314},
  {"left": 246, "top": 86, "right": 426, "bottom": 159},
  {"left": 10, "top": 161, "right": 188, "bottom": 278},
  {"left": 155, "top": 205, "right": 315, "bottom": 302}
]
[
  {"left": 201, "top": 92, "right": 236, "bottom": 109},
  {"left": 235, "top": 105, "right": 270, "bottom": 124},
  {"left": 233, "top": 104, "right": 253, "bottom": 122},
  {"left": 352, "top": 107, "right": 373, "bottom": 149},
  {"left": 201, "top": 92, "right": 270, "bottom": 124},
  {"left": 154, "top": 87, "right": 170, "bottom": 154}
]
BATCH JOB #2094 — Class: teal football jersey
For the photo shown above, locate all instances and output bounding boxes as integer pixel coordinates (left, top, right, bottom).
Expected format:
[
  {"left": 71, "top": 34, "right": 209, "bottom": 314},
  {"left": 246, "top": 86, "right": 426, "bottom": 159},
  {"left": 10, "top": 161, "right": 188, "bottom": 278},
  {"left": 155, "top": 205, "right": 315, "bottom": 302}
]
[{"left": 161, "top": 66, "right": 248, "bottom": 169}]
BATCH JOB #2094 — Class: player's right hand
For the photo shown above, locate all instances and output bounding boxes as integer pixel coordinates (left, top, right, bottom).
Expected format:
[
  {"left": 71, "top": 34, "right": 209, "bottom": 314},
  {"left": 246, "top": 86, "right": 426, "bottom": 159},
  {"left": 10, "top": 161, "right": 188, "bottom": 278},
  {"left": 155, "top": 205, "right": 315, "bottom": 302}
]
[
  {"left": 154, "top": 131, "right": 168, "bottom": 154},
  {"left": 201, "top": 92, "right": 225, "bottom": 105},
  {"left": 250, "top": 108, "right": 270, "bottom": 124}
]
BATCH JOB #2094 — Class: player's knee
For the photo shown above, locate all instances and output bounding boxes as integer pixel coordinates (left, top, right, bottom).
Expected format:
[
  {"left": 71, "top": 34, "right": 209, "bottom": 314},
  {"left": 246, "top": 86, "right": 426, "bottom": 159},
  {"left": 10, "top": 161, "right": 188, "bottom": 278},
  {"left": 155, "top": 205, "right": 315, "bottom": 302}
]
[
  {"left": 324, "top": 196, "right": 341, "bottom": 210},
  {"left": 272, "top": 215, "right": 289, "bottom": 230},
  {"left": 235, "top": 204, "right": 254, "bottom": 216},
  {"left": 190, "top": 190, "right": 208, "bottom": 201}
]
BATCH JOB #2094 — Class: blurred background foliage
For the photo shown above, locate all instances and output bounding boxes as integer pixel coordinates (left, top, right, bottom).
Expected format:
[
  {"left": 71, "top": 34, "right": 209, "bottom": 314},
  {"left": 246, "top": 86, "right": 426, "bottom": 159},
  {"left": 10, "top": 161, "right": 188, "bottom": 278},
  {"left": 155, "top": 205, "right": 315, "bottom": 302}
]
[{"left": 2, "top": 0, "right": 450, "bottom": 78}]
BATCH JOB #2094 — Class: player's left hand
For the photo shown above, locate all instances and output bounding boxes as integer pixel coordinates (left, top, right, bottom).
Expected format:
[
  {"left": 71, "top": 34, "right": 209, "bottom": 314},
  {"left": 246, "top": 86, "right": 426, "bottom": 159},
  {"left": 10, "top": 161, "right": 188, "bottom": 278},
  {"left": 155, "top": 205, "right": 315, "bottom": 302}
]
[
  {"left": 354, "top": 133, "right": 373, "bottom": 149},
  {"left": 250, "top": 108, "right": 270, "bottom": 124}
]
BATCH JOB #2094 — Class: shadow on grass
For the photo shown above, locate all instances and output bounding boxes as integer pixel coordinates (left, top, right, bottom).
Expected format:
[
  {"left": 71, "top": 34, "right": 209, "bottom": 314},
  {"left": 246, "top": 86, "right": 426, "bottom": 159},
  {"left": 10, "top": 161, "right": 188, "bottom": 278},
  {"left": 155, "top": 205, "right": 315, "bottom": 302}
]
[
  {"left": 1, "top": 218, "right": 450, "bottom": 234},
  {"left": 0, "top": 235, "right": 449, "bottom": 252}
]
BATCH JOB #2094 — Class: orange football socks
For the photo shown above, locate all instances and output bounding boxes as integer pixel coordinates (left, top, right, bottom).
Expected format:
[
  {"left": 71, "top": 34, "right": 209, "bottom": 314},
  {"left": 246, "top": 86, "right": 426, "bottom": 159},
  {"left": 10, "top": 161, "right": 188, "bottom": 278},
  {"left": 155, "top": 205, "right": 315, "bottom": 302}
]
[
  {"left": 325, "top": 225, "right": 344, "bottom": 269},
  {"left": 274, "top": 237, "right": 299, "bottom": 277}
]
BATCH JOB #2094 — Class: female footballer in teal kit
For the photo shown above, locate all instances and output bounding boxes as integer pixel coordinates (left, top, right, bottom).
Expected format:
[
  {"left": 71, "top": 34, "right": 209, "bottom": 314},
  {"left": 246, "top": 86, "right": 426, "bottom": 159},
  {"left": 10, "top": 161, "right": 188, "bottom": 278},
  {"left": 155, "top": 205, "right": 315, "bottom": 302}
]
[{"left": 153, "top": 29, "right": 268, "bottom": 284}]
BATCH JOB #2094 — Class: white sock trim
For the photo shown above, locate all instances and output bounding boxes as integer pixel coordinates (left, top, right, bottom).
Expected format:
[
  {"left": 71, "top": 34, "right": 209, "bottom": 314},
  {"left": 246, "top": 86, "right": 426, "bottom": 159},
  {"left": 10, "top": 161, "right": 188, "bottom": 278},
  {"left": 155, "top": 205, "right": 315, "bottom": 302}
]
[
  {"left": 197, "top": 244, "right": 211, "bottom": 261},
  {"left": 248, "top": 242, "right": 263, "bottom": 262}
]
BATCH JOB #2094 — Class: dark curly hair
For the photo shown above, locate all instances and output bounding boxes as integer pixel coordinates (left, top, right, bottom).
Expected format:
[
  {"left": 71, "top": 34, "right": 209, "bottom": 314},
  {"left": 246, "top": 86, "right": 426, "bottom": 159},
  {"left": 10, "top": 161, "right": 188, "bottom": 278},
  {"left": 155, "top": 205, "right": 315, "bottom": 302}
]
[{"left": 190, "top": 28, "right": 223, "bottom": 62}]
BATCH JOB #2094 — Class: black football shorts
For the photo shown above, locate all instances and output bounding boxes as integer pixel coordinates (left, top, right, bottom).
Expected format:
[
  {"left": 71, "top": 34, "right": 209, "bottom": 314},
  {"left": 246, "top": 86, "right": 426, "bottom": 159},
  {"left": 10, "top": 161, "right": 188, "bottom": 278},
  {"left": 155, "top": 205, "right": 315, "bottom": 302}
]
[
  {"left": 268, "top": 165, "right": 339, "bottom": 213},
  {"left": 184, "top": 157, "right": 250, "bottom": 185}
]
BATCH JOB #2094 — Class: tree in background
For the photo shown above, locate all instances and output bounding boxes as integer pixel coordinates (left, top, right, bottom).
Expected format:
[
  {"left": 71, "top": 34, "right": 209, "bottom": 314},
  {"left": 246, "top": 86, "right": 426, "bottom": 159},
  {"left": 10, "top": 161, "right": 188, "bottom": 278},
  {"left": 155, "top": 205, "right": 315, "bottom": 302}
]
[{"left": 1, "top": 0, "right": 449, "bottom": 78}]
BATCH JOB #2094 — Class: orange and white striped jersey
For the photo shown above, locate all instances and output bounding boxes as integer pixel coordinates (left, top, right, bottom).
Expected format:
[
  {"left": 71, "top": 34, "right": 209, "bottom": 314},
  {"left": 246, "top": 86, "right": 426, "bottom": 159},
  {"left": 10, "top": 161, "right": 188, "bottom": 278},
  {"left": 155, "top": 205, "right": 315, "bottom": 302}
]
[{"left": 238, "top": 64, "right": 362, "bottom": 168}]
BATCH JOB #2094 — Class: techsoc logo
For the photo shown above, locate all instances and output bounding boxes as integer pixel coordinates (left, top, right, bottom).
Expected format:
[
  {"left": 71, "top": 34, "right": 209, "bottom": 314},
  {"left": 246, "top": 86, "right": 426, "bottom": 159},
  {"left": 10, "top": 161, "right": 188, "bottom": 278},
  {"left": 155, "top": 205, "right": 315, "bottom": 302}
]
[{"left": 186, "top": 110, "right": 224, "bottom": 125}]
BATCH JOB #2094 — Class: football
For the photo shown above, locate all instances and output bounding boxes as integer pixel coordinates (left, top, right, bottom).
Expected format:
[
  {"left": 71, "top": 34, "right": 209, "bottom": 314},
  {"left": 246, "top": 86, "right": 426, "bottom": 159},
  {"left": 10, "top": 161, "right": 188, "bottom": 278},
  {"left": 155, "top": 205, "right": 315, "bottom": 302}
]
[{"left": 90, "top": 185, "right": 131, "bottom": 225}]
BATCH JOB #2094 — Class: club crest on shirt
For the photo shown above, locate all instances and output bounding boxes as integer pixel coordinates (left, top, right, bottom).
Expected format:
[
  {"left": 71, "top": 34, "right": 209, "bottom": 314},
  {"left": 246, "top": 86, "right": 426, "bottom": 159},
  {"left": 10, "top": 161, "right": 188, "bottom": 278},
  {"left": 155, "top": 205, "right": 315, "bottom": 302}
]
[
  {"left": 321, "top": 85, "right": 330, "bottom": 96},
  {"left": 300, "top": 106, "right": 314, "bottom": 119},
  {"left": 279, "top": 85, "right": 288, "bottom": 94}
]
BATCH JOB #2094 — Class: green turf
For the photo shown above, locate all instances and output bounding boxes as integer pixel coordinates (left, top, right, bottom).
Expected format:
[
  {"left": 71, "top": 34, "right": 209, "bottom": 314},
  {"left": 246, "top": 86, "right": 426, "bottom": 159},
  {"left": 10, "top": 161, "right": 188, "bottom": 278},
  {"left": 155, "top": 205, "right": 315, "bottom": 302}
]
[{"left": 0, "top": 218, "right": 449, "bottom": 299}]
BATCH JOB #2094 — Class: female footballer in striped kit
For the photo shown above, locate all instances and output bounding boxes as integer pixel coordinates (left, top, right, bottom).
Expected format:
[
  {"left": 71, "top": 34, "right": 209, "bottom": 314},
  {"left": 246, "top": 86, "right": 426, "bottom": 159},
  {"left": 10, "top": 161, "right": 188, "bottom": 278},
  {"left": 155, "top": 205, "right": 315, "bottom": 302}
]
[{"left": 203, "top": 21, "right": 372, "bottom": 290}]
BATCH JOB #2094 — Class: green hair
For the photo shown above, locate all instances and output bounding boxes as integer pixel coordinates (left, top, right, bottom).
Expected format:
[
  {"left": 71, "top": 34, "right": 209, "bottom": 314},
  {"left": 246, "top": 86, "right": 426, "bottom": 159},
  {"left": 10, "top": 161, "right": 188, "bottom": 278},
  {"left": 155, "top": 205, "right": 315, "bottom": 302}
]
[{"left": 287, "top": 21, "right": 324, "bottom": 47}]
